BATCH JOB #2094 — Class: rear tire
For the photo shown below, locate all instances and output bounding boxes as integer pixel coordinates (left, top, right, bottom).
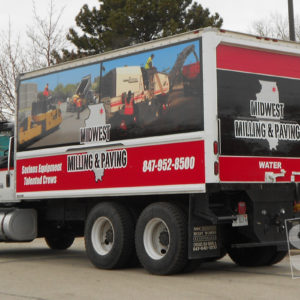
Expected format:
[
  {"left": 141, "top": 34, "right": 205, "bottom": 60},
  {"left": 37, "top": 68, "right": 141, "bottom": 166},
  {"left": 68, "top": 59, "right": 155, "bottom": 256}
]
[
  {"left": 182, "top": 259, "right": 202, "bottom": 273},
  {"left": 228, "top": 246, "right": 285, "bottom": 267},
  {"left": 267, "top": 250, "right": 287, "bottom": 265},
  {"left": 135, "top": 202, "right": 188, "bottom": 275},
  {"left": 85, "top": 202, "right": 134, "bottom": 269}
]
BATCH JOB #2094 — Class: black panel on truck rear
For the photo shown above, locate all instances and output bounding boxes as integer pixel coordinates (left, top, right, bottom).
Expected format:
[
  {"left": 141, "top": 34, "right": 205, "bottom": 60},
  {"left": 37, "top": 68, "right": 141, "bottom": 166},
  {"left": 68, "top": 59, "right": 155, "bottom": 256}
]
[{"left": 218, "top": 69, "right": 300, "bottom": 157}]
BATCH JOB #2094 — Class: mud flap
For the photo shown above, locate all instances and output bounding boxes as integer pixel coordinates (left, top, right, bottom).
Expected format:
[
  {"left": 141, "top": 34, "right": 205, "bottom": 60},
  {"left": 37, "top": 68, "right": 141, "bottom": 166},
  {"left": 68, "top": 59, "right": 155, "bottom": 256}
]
[{"left": 188, "top": 194, "right": 221, "bottom": 260}]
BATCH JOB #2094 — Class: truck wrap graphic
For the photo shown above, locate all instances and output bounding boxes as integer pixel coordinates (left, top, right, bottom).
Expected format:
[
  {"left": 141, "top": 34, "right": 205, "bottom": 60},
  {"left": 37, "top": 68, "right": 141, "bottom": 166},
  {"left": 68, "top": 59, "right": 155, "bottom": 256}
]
[
  {"left": 17, "top": 40, "right": 203, "bottom": 152},
  {"left": 80, "top": 103, "right": 111, "bottom": 144},
  {"left": 80, "top": 103, "right": 111, "bottom": 181},
  {"left": 217, "top": 44, "right": 300, "bottom": 182},
  {"left": 67, "top": 149, "right": 127, "bottom": 182},
  {"left": 16, "top": 140, "right": 205, "bottom": 193},
  {"left": 234, "top": 80, "right": 288, "bottom": 150}
]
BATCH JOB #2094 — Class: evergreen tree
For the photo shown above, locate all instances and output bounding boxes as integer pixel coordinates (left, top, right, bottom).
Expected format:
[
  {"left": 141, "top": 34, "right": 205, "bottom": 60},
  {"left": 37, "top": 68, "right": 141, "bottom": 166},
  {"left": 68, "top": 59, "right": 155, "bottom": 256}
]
[{"left": 54, "top": 0, "right": 222, "bottom": 62}]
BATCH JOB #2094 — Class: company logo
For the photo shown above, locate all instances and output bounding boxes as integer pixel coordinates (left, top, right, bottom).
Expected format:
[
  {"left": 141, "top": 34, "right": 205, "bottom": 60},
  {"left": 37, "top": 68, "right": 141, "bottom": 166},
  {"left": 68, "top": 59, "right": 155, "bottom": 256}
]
[
  {"left": 234, "top": 80, "right": 300, "bottom": 150},
  {"left": 67, "top": 150, "right": 127, "bottom": 182},
  {"left": 80, "top": 103, "right": 111, "bottom": 144},
  {"left": 76, "top": 102, "right": 119, "bottom": 182},
  {"left": 285, "top": 218, "right": 300, "bottom": 278}
]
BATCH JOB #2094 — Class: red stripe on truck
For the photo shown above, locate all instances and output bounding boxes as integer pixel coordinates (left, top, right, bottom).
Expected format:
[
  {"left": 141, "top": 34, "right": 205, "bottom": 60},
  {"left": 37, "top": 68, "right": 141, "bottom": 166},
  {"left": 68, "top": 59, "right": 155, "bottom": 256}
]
[
  {"left": 16, "top": 140, "right": 205, "bottom": 193},
  {"left": 219, "top": 155, "right": 300, "bottom": 182},
  {"left": 217, "top": 44, "right": 300, "bottom": 79}
]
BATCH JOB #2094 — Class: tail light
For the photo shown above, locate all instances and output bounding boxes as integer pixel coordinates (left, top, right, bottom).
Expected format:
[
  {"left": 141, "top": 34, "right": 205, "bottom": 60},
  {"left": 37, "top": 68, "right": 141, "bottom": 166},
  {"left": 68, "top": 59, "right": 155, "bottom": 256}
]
[
  {"left": 214, "top": 161, "right": 219, "bottom": 175},
  {"left": 213, "top": 141, "right": 218, "bottom": 155},
  {"left": 238, "top": 201, "right": 247, "bottom": 215}
]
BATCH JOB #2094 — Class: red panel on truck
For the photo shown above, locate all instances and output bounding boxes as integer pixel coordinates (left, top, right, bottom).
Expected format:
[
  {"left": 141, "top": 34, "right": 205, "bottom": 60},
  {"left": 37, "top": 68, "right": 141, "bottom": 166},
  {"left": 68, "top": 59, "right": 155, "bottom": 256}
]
[
  {"left": 219, "top": 156, "right": 300, "bottom": 182},
  {"left": 16, "top": 140, "right": 205, "bottom": 193},
  {"left": 217, "top": 44, "right": 300, "bottom": 79}
]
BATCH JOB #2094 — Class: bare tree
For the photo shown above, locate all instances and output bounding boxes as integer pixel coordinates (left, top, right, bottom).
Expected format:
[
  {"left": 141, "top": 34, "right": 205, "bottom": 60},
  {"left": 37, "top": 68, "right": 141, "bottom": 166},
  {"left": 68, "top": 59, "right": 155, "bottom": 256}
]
[
  {"left": 0, "top": 0, "right": 69, "bottom": 121},
  {"left": 250, "top": 13, "right": 300, "bottom": 41},
  {"left": 26, "top": 0, "right": 69, "bottom": 68},
  {"left": 0, "top": 23, "right": 28, "bottom": 121}
]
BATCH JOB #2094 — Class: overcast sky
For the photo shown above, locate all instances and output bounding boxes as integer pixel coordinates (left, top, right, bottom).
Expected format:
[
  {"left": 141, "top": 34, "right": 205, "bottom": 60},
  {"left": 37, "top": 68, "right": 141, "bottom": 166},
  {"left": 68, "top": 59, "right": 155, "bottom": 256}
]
[
  {"left": 0, "top": 0, "right": 99, "bottom": 37},
  {"left": 0, "top": 0, "right": 299, "bottom": 38},
  {"left": 200, "top": 0, "right": 300, "bottom": 32}
]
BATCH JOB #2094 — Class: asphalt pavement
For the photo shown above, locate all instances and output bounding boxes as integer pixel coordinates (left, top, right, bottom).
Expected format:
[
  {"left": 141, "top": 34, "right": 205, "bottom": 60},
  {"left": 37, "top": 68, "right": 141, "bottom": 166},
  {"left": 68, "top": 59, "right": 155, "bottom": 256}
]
[{"left": 0, "top": 238, "right": 299, "bottom": 300}]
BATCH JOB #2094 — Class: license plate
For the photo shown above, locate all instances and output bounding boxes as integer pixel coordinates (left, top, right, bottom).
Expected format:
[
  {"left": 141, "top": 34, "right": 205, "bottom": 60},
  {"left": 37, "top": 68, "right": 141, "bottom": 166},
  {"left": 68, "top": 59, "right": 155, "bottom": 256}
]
[{"left": 232, "top": 214, "right": 248, "bottom": 227}]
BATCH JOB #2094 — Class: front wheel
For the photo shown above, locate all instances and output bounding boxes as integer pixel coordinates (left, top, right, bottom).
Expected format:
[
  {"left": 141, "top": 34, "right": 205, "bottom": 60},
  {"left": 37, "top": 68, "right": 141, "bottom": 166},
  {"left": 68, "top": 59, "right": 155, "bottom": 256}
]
[
  {"left": 135, "top": 202, "right": 188, "bottom": 275},
  {"left": 45, "top": 231, "right": 75, "bottom": 250},
  {"left": 85, "top": 202, "right": 134, "bottom": 269}
]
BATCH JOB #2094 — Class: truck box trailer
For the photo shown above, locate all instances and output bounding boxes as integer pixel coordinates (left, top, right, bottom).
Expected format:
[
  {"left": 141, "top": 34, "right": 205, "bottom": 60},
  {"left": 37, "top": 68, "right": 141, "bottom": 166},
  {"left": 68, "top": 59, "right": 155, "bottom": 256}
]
[{"left": 1, "top": 27, "right": 300, "bottom": 274}]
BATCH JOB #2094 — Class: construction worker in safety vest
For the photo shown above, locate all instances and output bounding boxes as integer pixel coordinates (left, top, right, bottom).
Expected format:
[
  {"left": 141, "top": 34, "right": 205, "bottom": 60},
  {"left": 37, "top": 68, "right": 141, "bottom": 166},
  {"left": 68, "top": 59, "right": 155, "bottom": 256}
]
[
  {"left": 124, "top": 91, "right": 134, "bottom": 116},
  {"left": 145, "top": 54, "right": 154, "bottom": 70},
  {"left": 73, "top": 95, "right": 81, "bottom": 119},
  {"left": 144, "top": 54, "right": 155, "bottom": 90},
  {"left": 43, "top": 83, "right": 49, "bottom": 97},
  {"left": 122, "top": 91, "right": 135, "bottom": 130}
]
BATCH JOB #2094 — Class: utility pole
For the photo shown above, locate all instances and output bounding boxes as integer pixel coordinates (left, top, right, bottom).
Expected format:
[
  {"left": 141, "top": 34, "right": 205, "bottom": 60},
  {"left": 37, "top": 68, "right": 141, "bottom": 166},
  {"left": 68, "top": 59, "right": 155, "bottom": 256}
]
[{"left": 288, "top": 0, "right": 296, "bottom": 41}]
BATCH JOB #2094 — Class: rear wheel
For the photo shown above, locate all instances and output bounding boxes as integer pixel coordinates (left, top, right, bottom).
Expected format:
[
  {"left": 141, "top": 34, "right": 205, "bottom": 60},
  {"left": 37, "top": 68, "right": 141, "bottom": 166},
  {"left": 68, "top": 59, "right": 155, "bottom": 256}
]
[
  {"left": 182, "top": 259, "right": 202, "bottom": 273},
  {"left": 228, "top": 246, "right": 286, "bottom": 267},
  {"left": 267, "top": 250, "right": 287, "bottom": 265},
  {"left": 135, "top": 202, "right": 188, "bottom": 275},
  {"left": 85, "top": 202, "right": 134, "bottom": 269}
]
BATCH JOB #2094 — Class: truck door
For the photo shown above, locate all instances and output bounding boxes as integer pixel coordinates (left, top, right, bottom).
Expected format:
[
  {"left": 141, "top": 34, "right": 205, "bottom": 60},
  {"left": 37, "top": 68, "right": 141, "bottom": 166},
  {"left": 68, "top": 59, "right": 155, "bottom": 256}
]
[{"left": 0, "top": 132, "right": 15, "bottom": 202}]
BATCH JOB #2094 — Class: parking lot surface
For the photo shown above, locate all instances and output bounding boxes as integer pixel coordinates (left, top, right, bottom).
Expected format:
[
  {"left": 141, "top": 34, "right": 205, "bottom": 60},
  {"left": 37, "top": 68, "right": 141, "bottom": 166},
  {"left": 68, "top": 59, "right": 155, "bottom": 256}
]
[{"left": 0, "top": 238, "right": 299, "bottom": 300}]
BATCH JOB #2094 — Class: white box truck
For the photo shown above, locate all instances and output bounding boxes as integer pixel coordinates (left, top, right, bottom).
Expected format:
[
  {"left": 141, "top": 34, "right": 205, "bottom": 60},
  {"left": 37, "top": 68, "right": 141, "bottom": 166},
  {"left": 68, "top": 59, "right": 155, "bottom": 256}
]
[{"left": 1, "top": 27, "right": 300, "bottom": 274}]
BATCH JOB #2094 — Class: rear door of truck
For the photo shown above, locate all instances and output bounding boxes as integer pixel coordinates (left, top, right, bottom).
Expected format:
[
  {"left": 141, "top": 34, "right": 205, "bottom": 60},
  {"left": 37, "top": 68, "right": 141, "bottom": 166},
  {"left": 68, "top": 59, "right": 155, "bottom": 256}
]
[{"left": 216, "top": 34, "right": 300, "bottom": 183}]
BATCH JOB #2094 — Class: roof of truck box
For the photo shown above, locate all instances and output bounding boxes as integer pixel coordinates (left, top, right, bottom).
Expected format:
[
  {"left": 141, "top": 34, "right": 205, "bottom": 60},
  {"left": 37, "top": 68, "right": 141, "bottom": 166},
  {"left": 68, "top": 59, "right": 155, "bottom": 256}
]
[{"left": 18, "top": 27, "right": 300, "bottom": 81}]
